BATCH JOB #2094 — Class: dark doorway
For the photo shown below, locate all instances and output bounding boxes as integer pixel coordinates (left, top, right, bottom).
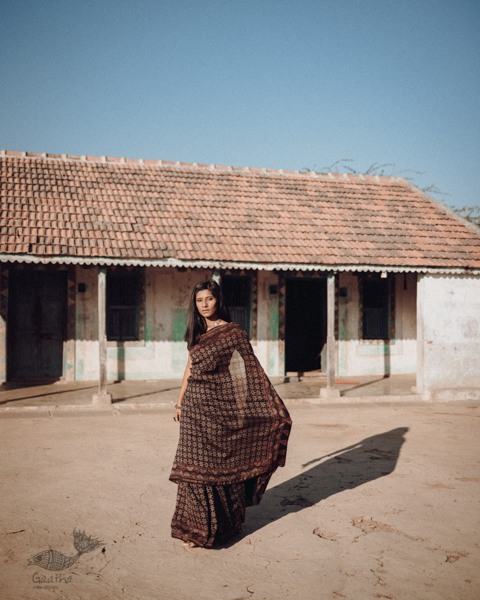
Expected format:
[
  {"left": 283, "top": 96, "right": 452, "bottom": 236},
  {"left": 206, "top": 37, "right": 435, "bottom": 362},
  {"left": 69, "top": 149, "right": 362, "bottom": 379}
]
[
  {"left": 285, "top": 278, "right": 326, "bottom": 373},
  {"left": 8, "top": 270, "right": 67, "bottom": 380}
]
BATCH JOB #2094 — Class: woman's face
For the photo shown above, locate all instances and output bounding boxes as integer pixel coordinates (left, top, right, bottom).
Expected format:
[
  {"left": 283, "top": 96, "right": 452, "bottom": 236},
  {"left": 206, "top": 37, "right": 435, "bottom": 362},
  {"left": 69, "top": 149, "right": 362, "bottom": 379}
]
[{"left": 195, "top": 289, "right": 218, "bottom": 319}]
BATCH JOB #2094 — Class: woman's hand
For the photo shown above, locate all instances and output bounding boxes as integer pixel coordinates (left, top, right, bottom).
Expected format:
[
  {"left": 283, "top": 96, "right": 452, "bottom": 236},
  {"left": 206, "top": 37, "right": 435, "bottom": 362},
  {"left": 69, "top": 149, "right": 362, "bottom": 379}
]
[{"left": 174, "top": 405, "right": 182, "bottom": 422}]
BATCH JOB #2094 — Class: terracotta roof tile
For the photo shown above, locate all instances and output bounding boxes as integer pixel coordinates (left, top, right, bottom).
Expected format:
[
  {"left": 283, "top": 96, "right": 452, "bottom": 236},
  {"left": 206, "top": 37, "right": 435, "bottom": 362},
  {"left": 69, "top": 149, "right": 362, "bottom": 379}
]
[{"left": 1, "top": 151, "right": 480, "bottom": 270}]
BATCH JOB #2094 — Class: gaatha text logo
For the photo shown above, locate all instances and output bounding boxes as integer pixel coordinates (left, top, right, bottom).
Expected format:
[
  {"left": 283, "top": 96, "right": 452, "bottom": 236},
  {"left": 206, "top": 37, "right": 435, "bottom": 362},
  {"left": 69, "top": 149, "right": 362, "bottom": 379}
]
[{"left": 32, "top": 572, "right": 73, "bottom": 584}]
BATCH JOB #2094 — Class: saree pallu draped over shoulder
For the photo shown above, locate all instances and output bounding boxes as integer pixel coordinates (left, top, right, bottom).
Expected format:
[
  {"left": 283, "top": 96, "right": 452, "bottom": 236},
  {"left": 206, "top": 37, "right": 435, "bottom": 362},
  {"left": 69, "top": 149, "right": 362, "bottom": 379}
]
[{"left": 170, "top": 322, "right": 292, "bottom": 547}]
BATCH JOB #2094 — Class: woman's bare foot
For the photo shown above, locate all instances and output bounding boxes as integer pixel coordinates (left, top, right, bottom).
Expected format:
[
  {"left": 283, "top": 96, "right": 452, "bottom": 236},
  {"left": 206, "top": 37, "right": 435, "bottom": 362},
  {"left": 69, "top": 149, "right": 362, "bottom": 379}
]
[{"left": 183, "top": 540, "right": 200, "bottom": 549}]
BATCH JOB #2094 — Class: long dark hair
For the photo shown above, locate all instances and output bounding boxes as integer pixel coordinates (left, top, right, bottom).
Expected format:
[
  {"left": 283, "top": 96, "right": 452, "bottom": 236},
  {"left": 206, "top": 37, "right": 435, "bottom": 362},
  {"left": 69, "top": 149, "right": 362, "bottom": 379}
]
[{"left": 185, "top": 279, "right": 231, "bottom": 348}]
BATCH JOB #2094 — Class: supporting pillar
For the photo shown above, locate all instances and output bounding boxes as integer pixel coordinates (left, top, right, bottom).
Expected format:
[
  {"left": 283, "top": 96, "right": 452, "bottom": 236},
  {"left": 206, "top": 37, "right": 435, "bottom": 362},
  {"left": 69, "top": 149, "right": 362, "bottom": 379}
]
[
  {"left": 414, "top": 273, "right": 428, "bottom": 398},
  {"left": 320, "top": 272, "right": 340, "bottom": 399},
  {"left": 93, "top": 266, "right": 112, "bottom": 406}
]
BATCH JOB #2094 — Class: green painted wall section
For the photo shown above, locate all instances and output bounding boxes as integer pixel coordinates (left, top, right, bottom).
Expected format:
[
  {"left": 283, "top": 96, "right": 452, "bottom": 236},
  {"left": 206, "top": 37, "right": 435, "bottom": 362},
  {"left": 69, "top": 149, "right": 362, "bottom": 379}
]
[
  {"left": 172, "top": 309, "right": 188, "bottom": 372},
  {"left": 144, "top": 321, "right": 154, "bottom": 342},
  {"left": 268, "top": 298, "right": 279, "bottom": 373},
  {"left": 269, "top": 300, "right": 279, "bottom": 337},
  {"left": 356, "top": 342, "right": 392, "bottom": 356},
  {"left": 172, "top": 309, "right": 187, "bottom": 342}
]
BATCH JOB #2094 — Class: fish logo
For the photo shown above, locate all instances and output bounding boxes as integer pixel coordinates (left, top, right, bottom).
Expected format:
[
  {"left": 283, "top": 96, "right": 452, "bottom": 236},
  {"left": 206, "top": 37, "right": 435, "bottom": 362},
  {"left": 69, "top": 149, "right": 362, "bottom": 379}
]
[{"left": 28, "top": 529, "right": 103, "bottom": 571}]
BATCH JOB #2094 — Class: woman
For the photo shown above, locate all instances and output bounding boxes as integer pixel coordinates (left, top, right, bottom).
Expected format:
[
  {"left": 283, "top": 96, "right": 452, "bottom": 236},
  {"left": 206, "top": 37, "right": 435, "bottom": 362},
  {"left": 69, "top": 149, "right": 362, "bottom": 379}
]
[{"left": 170, "top": 279, "right": 292, "bottom": 548}]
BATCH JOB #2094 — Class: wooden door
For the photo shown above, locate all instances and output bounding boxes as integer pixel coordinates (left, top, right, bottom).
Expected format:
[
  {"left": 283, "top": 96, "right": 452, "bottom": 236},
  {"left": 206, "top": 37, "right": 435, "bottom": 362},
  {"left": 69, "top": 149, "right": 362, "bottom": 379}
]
[{"left": 8, "top": 270, "right": 67, "bottom": 380}]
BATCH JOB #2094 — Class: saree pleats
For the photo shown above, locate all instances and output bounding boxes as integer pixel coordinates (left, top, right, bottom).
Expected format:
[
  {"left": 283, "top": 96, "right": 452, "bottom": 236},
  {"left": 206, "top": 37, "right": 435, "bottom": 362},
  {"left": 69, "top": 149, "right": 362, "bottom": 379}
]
[{"left": 171, "top": 482, "right": 246, "bottom": 548}]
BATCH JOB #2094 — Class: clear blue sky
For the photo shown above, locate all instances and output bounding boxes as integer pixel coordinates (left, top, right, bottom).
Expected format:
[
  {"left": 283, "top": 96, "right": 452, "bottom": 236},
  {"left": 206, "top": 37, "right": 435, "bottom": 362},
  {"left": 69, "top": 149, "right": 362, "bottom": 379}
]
[{"left": 1, "top": 0, "right": 479, "bottom": 208}]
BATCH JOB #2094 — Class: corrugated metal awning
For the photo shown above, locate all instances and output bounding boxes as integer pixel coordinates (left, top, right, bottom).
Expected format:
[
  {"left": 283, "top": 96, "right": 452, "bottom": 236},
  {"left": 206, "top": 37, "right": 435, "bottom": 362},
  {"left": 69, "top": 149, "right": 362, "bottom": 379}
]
[{"left": 1, "top": 253, "right": 479, "bottom": 276}]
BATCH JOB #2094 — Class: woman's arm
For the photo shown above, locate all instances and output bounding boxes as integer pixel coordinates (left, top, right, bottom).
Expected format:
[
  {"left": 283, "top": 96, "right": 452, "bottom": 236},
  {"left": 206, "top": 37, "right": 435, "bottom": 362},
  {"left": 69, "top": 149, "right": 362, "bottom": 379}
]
[{"left": 174, "top": 353, "right": 191, "bottom": 422}]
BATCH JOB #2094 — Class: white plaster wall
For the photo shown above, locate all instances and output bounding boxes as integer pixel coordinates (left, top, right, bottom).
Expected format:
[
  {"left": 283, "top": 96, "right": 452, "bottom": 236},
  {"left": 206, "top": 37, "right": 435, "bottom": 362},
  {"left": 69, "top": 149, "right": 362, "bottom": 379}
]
[
  {"left": 72, "top": 267, "right": 424, "bottom": 383},
  {"left": 337, "top": 273, "right": 417, "bottom": 377},
  {"left": 418, "top": 274, "right": 480, "bottom": 399}
]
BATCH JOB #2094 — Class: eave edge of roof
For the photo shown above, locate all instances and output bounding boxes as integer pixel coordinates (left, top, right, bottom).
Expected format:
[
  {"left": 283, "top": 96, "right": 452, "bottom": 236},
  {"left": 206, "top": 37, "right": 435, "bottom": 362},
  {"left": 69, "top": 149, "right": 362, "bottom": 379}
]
[{"left": 0, "top": 254, "right": 479, "bottom": 276}]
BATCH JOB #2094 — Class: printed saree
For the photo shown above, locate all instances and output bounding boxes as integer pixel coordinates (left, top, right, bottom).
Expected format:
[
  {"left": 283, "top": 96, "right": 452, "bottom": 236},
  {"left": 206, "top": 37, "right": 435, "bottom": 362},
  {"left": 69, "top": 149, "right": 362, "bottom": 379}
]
[{"left": 170, "top": 322, "right": 292, "bottom": 547}]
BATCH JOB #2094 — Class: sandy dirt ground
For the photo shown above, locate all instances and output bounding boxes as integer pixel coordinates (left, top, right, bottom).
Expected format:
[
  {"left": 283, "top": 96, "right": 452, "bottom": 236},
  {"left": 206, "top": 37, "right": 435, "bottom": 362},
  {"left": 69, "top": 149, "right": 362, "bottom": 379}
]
[{"left": 1, "top": 401, "right": 479, "bottom": 600}]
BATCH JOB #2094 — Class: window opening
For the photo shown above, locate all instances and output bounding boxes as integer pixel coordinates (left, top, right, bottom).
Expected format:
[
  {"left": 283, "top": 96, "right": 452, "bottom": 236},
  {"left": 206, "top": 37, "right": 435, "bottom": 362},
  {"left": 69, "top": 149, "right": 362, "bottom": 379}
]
[
  {"left": 222, "top": 275, "right": 251, "bottom": 334},
  {"left": 361, "top": 277, "right": 392, "bottom": 340},
  {"left": 107, "top": 270, "right": 141, "bottom": 341}
]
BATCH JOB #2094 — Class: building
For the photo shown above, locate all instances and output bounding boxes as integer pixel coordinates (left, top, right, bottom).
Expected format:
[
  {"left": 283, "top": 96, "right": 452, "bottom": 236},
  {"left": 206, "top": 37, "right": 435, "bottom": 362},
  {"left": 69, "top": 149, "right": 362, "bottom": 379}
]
[{"left": 1, "top": 150, "right": 480, "bottom": 401}]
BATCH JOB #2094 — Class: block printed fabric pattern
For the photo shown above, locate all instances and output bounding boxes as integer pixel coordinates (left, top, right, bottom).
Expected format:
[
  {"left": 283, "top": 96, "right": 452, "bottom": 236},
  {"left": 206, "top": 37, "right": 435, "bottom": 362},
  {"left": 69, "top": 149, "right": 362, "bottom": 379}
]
[
  {"left": 2, "top": 151, "right": 480, "bottom": 270},
  {"left": 170, "top": 322, "right": 292, "bottom": 546},
  {"left": 170, "top": 322, "right": 291, "bottom": 487}
]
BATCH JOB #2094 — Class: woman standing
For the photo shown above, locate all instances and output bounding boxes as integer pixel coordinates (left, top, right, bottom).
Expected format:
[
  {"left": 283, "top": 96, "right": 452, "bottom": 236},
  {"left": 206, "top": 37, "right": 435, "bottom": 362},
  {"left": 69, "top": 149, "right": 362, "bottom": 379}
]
[{"left": 170, "top": 279, "right": 292, "bottom": 548}]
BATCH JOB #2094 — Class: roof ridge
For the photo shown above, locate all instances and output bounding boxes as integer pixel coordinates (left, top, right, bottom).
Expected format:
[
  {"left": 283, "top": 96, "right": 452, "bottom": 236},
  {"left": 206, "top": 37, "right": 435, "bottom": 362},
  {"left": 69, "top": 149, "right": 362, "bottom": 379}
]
[
  {"left": 402, "top": 177, "right": 480, "bottom": 235},
  {"left": 0, "top": 149, "right": 403, "bottom": 182}
]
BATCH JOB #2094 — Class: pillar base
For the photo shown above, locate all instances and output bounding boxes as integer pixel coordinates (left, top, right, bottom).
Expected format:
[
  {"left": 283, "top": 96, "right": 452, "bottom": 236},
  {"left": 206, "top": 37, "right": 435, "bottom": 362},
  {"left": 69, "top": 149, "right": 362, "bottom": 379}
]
[
  {"left": 92, "top": 392, "right": 113, "bottom": 407},
  {"left": 319, "top": 387, "right": 341, "bottom": 400}
]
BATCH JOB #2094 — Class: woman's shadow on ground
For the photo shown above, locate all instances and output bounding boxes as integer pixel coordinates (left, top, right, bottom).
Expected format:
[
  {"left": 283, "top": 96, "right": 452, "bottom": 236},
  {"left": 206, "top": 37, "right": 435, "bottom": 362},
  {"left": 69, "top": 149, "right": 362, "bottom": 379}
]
[{"left": 243, "top": 427, "right": 409, "bottom": 536}]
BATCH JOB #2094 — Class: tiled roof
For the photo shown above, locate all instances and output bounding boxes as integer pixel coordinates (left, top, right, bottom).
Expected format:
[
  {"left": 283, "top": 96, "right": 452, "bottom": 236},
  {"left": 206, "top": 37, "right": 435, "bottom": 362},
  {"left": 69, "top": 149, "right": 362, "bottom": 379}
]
[{"left": 1, "top": 150, "right": 480, "bottom": 272}]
